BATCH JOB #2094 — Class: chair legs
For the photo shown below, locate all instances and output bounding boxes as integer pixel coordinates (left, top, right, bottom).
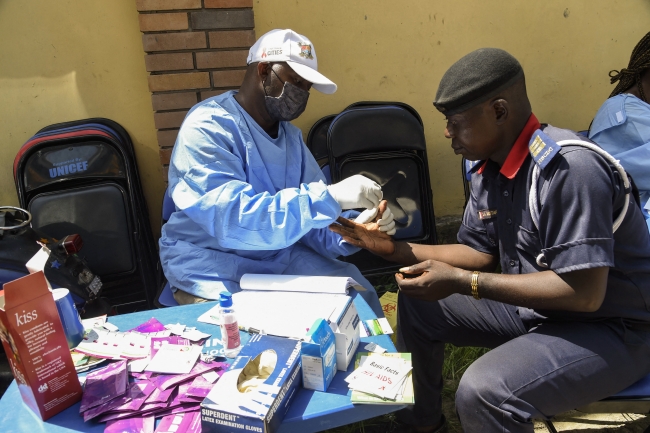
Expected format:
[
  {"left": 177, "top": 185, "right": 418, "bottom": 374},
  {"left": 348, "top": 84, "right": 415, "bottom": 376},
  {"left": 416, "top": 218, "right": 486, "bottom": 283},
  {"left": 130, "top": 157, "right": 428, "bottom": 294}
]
[{"left": 544, "top": 420, "right": 559, "bottom": 433}]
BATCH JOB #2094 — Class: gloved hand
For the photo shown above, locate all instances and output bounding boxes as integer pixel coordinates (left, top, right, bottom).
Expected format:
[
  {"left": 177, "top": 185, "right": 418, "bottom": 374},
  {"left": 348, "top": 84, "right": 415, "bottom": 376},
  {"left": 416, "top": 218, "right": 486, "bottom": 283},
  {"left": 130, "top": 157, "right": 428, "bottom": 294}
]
[
  {"left": 353, "top": 204, "right": 396, "bottom": 236},
  {"left": 377, "top": 206, "right": 396, "bottom": 236},
  {"left": 327, "top": 175, "right": 382, "bottom": 210},
  {"left": 353, "top": 207, "right": 378, "bottom": 224}
]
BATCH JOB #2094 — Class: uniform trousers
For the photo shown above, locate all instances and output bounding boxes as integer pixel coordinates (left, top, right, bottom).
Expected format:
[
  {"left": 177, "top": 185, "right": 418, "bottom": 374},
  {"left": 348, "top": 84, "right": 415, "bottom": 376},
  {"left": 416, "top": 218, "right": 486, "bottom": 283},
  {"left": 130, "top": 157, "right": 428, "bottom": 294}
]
[{"left": 396, "top": 292, "right": 650, "bottom": 432}]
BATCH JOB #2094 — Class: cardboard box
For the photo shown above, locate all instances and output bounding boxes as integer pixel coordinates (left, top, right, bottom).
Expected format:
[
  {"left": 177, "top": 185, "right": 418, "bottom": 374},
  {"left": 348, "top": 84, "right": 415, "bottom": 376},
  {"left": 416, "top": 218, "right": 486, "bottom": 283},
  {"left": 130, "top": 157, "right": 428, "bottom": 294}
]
[
  {"left": 379, "top": 291, "right": 398, "bottom": 345},
  {"left": 301, "top": 318, "right": 336, "bottom": 392},
  {"left": 201, "top": 334, "right": 302, "bottom": 433},
  {"left": 0, "top": 271, "right": 82, "bottom": 420},
  {"left": 328, "top": 296, "right": 361, "bottom": 371}
]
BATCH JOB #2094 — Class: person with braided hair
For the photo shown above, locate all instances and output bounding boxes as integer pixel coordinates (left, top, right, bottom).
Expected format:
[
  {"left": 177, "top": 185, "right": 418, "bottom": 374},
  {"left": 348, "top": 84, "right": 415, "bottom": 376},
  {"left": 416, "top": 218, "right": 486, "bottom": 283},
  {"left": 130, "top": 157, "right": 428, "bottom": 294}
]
[{"left": 590, "top": 31, "right": 650, "bottom": 231}]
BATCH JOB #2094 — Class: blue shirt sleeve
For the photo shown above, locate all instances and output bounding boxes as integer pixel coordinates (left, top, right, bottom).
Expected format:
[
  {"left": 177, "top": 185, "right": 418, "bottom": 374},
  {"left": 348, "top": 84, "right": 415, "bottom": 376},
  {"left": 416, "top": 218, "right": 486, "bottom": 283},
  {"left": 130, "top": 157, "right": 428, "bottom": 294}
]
[
  {"left": 589, "top": 94, "right": 650, "bottom": 194},
  {"left": 168, "top": 103, "right": 343, "bottom": 251},
  {"left": 299, "top": 210, "right": 362, "bottom": 258}
]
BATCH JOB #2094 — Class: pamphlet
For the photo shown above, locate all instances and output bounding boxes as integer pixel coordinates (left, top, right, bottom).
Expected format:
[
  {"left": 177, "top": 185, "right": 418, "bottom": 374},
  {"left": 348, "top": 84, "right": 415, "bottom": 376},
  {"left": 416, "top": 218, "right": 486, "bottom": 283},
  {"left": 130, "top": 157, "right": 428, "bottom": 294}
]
[
  {"left": 347, "top": 352, "right": 413, "bottom": 403},
  {"left": 197, "top": 291, "right": 350, "bottom": 339},
  {"left": 145, "top": 344, "right": 202, "bottom": 375}
]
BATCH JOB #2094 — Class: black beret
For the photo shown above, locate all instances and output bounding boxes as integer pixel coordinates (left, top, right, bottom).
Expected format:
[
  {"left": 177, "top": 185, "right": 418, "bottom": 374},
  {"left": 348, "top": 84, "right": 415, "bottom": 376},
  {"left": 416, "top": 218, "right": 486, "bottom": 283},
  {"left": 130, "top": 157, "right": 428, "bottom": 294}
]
[{"left": 434, "top": 48, "right": 524, "bottom": 116}]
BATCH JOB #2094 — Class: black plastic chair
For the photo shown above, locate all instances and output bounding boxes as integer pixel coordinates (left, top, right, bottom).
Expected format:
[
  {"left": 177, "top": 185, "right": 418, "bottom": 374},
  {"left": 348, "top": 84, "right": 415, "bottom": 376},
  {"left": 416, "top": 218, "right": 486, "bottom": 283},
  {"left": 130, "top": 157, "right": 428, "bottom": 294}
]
[
  {"left": 306, "top": 114, "right": 336, "bottom": 169},
  {"left": 544, "top": 374, "right": 650, "bottom": 432},
  {"left": 306, "top": 114, "right": 335, "bottom": 184},
  {"left": 344, "top": 101, "right": 424, "bottom": 128},
  {"left": 13, "top": 119, "right": 159, "bottom": 312},
  {"left": 326, "top": 103, "right": 437, "bottom": 276}
]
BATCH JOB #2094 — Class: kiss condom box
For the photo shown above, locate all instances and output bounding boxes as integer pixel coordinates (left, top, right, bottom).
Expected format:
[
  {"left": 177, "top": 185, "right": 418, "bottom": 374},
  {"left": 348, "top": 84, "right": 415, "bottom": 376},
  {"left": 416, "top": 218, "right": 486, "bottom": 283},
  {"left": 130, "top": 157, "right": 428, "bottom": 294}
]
[{"left": 0, "top": 271, "right": 82, "bottom": 420}]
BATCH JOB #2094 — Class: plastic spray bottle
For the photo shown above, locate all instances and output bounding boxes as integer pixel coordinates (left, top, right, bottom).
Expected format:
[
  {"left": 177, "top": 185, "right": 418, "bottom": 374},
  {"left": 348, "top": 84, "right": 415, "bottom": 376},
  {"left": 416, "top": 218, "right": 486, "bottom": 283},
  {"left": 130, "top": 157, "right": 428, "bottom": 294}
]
[{"left": 218, "top": 291, "right": 241, "bottom": 357}]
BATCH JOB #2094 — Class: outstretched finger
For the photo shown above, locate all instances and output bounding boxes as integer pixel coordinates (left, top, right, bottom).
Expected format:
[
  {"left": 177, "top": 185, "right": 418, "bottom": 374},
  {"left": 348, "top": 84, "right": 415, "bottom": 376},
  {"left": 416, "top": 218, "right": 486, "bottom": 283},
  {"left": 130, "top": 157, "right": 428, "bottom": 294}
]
[
  {"left": 335, "top": 216, "right": 358, "bottom": 228},
  {"left": 376, "top": 200, "right": 388, "bottom": 219},
  {"left": 329, "top": 222, "right": 358, "bottom": 238},
  {"left": 329, "top": 224, "right": 364, "bottom": 246},
  {"left": 398, "top": 261, "right": 430, "bottom": 275}
]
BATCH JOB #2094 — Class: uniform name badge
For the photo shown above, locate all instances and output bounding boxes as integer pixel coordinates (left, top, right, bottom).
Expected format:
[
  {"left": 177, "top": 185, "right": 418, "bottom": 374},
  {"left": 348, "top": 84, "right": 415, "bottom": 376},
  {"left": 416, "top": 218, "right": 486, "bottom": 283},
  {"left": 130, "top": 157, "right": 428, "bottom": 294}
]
[{"left": 478, "top": 209, "right": 497, "bottom": 220}]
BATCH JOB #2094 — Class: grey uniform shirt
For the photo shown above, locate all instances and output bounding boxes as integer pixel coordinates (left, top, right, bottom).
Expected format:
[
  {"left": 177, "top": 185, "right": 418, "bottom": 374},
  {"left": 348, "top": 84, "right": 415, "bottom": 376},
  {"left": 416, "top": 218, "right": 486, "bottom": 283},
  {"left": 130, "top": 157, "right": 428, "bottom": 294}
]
[{"left": 459, "top": 125, "right": 650, "bottom": 324}]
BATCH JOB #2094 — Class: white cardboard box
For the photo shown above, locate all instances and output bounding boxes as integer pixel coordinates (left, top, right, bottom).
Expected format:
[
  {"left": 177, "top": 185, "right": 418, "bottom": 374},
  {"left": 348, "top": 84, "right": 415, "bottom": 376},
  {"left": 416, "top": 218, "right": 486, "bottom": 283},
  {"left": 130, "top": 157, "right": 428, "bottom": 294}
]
[{"left": 328, "top": 297, "right": 360, "bottom": 371}]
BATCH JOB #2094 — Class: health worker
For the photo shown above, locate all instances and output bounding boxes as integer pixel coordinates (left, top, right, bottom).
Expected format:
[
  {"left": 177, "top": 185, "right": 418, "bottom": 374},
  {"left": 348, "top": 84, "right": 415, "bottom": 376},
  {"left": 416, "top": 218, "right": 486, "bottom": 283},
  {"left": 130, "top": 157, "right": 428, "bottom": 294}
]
[
  {"left": 159, "top": 29, "right": 392, "bottom": 315},
  {"left": 589, "top": 31, "right": 650, "bottom": 232}
]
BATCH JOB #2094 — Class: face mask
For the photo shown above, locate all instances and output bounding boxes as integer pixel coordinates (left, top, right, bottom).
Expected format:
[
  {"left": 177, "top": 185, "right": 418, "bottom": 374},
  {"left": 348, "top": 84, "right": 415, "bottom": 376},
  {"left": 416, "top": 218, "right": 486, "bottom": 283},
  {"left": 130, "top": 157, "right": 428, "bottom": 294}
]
[{"left": 263, "top": 69, "right": 310, "bottom": 122}]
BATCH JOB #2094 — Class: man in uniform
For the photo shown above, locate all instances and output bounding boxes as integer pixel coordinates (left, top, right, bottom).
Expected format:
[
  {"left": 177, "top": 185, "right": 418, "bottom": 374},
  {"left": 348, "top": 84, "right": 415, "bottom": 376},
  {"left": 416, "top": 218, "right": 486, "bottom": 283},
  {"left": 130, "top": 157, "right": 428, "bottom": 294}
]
[
  {"left": 159, "top": 29, "right": 394, "bottom": 315},
  {"left": 330, "top": 48, "right": 650, "bottom": 432}
]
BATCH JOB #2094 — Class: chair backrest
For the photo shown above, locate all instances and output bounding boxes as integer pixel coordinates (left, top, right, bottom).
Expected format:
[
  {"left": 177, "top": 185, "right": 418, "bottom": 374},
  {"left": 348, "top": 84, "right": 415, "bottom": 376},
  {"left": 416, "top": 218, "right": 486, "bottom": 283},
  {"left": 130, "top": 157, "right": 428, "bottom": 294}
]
[
  {"left": 344, "top": 101, "right": 424, "bottom": 128},
  {"left": 13, "top": 119, "right": 158, "bottom": 312},
  {"left": 305, "top": 114, "right": 335, "bottom": 184},
  {"left": 306, "top": 115, "right": 335, "bottom": 168},
  {"left": 326, "top": 103, "right": 437, "bottom": 276}
]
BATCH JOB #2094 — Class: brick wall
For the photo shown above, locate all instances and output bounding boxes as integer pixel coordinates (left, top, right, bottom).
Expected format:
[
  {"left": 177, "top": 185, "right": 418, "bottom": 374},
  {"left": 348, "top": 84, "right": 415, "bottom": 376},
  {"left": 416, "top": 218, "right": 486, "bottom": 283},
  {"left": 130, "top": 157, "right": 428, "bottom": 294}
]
[{"left": 135, "top": 0, "right": 255, "bottom": 180}]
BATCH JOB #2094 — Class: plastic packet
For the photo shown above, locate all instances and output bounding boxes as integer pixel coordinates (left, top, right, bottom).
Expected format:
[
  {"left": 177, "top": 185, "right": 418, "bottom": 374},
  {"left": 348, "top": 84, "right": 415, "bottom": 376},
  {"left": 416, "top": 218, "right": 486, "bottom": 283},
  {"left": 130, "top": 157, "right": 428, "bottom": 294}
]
[
  {"left": 130, "top": 318, "right": 167, "bottom": 333},
  {"left": 186, "top": 375, "right": 215, "bottom": 398},
  {"left": 144, "top": 381, "right": 175, "bottom": 404},
  {"left": 154, "top": 360, "right": 225, "bottom": 391},
  {"left": 154, "top": 404, "right": 201, "bottom": 420},
  {"left": 130, "top": 371, "right": 153, "bottom": 380},
  {"left": 79, "top": 360, "right": 128, "bottom": 412},
  {"left": 154, "top": 411, "right": 201, "bottom": 433},
  {"left": 151, "top": 336, "right": 190, "bottom": 358},
  {"left": 105, "top": 415, "right": 155, "bottom": 433},
  {"left": 83, "top": 381, "right": 154, "bottom": 421}
]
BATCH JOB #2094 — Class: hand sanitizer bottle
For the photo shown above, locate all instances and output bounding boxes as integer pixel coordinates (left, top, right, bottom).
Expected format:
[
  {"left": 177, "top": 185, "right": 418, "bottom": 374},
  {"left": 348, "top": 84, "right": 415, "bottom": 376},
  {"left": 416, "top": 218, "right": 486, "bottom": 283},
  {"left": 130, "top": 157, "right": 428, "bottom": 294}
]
[{"left": 219, "top": 291, "right": 241, "bottom": 358}]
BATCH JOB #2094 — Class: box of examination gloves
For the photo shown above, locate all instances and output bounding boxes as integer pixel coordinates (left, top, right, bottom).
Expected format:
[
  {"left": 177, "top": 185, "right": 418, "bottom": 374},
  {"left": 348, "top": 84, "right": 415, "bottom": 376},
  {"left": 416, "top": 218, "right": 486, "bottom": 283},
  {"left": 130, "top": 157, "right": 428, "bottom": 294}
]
[
  {"left": 0, "top": 272, "right": 82, "bottom": 420},
  {"left": 201, "top": 334, "right": 302, "bottom": 433},
  {"left": 301, "top": 318, "right": 337, "bottom": 392},
  {"left": 329, "top": 296, "right": 361, "bottom": 371}
]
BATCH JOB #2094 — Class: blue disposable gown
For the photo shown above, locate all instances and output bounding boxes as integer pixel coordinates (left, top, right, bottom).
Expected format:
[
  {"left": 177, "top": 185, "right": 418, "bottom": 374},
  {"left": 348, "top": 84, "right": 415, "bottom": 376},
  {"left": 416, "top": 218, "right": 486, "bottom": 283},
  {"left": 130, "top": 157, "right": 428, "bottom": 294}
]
[
  {"left": 159, "top": 91, "right": 383, "bottom": 316},
  {"left": 590, "top": 94, "right": 650, "bottom": 232}
]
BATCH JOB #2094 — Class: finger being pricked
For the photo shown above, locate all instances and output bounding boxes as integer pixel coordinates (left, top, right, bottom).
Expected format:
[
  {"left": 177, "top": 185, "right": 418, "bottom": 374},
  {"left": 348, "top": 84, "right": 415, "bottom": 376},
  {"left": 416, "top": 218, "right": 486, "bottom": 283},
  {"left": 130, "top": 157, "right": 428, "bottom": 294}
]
[
  {"left": 376, "top": 200, "right": 388, "bottom": 220},
  {"left": 329, "top": 217, "right": 357, "bottom": 238}
]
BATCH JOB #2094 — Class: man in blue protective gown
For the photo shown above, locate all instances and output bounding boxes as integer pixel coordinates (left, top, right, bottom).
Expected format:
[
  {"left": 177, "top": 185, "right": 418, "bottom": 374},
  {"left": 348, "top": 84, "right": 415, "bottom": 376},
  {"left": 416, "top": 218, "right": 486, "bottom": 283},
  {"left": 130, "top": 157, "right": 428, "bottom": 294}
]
[
  {"left": 159, "top": 29, "right": 394, "bottom": 316},
  {"left": 589, "top": 31, "right": 650, "bottom": 232}
]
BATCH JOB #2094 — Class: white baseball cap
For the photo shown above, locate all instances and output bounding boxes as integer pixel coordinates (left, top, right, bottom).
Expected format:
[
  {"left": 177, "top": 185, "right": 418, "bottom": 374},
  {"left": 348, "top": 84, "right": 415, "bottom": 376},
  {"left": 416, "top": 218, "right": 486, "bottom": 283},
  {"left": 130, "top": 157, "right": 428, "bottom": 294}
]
[{"left": 247, "top": 29, "right": 337, "bottom": 94}]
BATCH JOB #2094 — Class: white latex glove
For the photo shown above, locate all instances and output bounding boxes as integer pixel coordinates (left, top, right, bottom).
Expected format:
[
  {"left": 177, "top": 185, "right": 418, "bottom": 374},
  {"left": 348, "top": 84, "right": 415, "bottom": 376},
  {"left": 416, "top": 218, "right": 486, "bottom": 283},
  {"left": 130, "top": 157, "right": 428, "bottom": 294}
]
[
  {"left": 353, "top": 205, "right": 396, "bottom": 236},
  {"left": 353, "top": 207, "right": 378, "bottom": 224},
  {"left": 377, "top": 206, "right": 396, "bottom": 236},
  {"left": 326, "top": 175, "right": 382, "bottom": 210}
]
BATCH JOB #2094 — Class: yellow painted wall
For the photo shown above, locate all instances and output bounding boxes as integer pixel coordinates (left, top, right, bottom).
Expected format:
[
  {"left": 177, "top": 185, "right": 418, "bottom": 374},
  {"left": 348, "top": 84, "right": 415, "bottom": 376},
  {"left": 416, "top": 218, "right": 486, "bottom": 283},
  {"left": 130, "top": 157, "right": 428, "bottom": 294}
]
[
  {"left": 0, "top": 1, "right": 163, "bottom": 231},
  {"left": 1, "top": 1, "right": 649, "bottom": 237},
  {"left": 254, "top": 0, "right": 650, "bottom": 216}
]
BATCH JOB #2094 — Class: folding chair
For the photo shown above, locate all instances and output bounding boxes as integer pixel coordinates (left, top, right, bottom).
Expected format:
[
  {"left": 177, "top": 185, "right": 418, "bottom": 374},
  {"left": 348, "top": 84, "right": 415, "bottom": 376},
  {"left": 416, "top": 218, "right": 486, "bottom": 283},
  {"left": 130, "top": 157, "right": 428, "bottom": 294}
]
[
  {"left": 344, "top": 101, "right": 424, "bottom": 127},
  {"left": 544, "top": 374, "right": 650, "bottom": 432},
  {"left": 327, "top": 103, "right": 437, "bottom": 276},
  {"left": 13, "top": 118, "right": 159, "bottom": 312},
  {"left": 305, "top": 114, "right": 335, "bottom": 184}
]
